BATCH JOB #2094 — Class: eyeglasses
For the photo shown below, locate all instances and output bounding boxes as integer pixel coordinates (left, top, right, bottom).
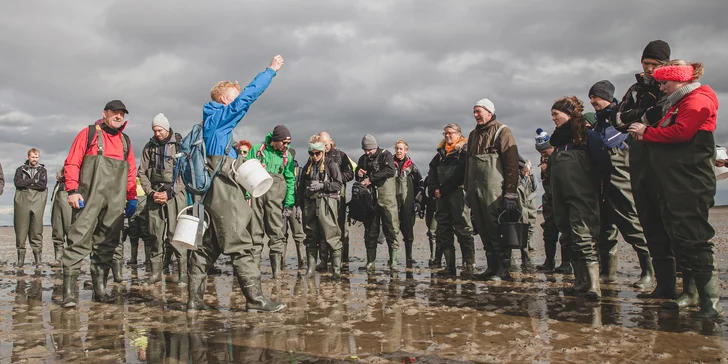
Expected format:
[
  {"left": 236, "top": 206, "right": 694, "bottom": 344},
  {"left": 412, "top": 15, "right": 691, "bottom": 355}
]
[
  {"left": 309, "top": 151, "right": 322, "bottom": 156},
  {"left": 240, "top": 150, "right": 249, "bottom": 155},
  {"left": 282, "top": 141, "right": 291, "bottom": 145},
  {"left": 442, "top": 131, "right": 458, "bottom": 136}
]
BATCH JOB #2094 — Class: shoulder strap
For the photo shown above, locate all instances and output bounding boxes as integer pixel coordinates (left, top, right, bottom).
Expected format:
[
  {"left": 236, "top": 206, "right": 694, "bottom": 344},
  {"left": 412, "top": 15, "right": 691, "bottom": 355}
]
[
  {"left": 122, "top": 133, "right": 130, "bottom": 160},
  {"left": 493, "top": 124, "right": 507, "bottom": 145},
  {"left": 85, "top": 125, "right": 96, "bottom": 154}
]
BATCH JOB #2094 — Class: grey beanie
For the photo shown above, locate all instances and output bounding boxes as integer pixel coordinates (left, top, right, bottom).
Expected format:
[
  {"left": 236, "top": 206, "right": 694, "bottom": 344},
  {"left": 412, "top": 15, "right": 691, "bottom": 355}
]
[
  {"left": 152, "top": 113, "right": 170, "bottom": 131},
  {"left": 361, "top": 134, "right": 378, "bottom": 150}
]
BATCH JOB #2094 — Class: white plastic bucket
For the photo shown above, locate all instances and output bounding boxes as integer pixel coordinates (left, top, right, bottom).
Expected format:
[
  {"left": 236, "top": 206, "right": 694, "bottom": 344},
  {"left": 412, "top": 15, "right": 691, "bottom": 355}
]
[
  {"left": 716, "top": 146, "right": 728, "bottom": 181},
  {"left": 171, "top": 206, "right": 209, "bottom": 251},
  {"left": 233, "top": 159, "right": 273, "bottom": 197}
]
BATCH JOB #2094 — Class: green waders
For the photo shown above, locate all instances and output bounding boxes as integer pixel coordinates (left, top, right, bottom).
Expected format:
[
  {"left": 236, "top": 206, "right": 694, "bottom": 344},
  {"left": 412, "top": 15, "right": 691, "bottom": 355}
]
[
  {"left": 468, "top": 152, "right": 509, "bottom": 281},
  {"left": 433, "top": 188, "right": 475, "bottom": 277},
  {"left": 303, "top": 195, "right": 342, "bottom": 278},
  {"left": 284, "top": 208, "right": 306, "bottom": 269},
  {"left": 539, "top": 191, "right": 572, "bottom": 273},
  {"left": 363, "top": 177, "right": 401, "bottom": 272},
  {"left": 339, "top": 184, "right": 350, "bottom": 262},
  {"left": 425, "top": 196, "right": 439, "bottom": 267},
  {"left": 14, "top": 188, "right": 48, "bottom": 267},
  {"left": 251, "top": 173, "right": 288, "bottom": 278},
  {"left": 51, "top": 186, "right": 72, "bottom": 267},
  {"left": 650, "top": 131, "right": 722, "bottom": 317},
  {"left": 61, "top": 132, "right": 128, "bottom": 307},
  {"left": 395, "top": 168, "right": 417, "bottom": 268},
  {"left": 597, "top": 148, "right": 653, "bottom": 289},
  {"left": 551, "top": 149, "right": 601, "bottom": 299},
  {"left": 517, "top": 182, "right": 536, "bottom": 272},
  {"left": 187, "top": 156, "right": 284, "bottom": 313}
]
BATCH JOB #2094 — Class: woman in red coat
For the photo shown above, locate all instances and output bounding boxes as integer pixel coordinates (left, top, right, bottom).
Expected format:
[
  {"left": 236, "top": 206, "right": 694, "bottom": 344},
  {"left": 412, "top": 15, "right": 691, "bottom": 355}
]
[{"left": 629, "top": 60, "right": 721, "bottom": 317}]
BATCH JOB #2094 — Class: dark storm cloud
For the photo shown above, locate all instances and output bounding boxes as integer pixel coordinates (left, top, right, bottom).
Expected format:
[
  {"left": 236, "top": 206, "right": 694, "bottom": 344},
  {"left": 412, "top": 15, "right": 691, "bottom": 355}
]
[{"left": 1, "top": 0, "right": 727, "bottom": 224}]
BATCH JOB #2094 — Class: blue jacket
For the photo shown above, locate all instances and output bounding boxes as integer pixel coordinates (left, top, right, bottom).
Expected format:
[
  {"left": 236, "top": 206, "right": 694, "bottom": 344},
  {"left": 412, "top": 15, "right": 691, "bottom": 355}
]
[
  {"left": 203, "top": 68, "right": 276, "bottom": 158},
  {"left": 593, "top": 100, "right": 628, "bottom": 149}
]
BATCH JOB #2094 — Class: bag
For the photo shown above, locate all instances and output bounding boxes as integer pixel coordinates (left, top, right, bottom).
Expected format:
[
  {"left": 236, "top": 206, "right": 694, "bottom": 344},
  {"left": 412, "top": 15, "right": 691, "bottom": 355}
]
[
  {"left": 348, "top": 181, "right": 376, "bottom": 223},
  {"left": 586, "top": 129, "right": 612, "bottom": 183},
  {"left": 173, "top": 122, "right": 233, "bottom": 195}
]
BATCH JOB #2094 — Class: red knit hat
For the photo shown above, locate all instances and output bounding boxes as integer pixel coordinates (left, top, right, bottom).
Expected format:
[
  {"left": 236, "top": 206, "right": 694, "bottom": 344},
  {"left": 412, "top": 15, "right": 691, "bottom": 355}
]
[{"left": 653, "top": 65, "right": 694, "bottom": 82}]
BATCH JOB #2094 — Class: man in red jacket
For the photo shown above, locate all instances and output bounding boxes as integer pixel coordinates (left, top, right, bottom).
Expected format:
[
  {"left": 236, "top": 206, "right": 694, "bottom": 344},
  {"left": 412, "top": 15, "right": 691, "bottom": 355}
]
[{"left": 60, "top": 100, "right": 138, "bottom": 308}]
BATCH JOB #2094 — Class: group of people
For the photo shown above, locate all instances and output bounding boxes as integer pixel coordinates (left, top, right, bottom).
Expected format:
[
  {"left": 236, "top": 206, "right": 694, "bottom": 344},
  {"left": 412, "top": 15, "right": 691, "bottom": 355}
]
[{"left": 6, "top": 39, "right": 723, "bottom": 318}]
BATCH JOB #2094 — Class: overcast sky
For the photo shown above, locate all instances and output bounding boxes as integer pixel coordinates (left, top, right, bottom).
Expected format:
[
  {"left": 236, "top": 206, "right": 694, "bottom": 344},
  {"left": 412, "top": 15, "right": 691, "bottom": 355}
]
[{"left": 1, "top": 0, "right": 727, "bottom": 225}]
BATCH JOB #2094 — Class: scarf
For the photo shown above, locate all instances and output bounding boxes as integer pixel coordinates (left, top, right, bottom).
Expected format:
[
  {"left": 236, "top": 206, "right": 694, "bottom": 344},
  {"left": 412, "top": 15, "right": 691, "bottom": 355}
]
[
  {"left": 664, "top": 82, "right": 702, "bottom": 110},
  {"left": 549, "top": 122, "right": 573, "bottom": 147},
  {"left": 445, "top": 136, "right": 466, "bottom": 155},
  {"left": 152, "top": 130, "right": 174, "bottom": 170}
]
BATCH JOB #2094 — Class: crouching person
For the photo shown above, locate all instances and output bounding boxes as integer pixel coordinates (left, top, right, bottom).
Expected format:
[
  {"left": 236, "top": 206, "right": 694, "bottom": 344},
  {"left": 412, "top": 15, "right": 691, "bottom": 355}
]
[{"left": 300, "top": 135, "right": 343, "bottom": 278}]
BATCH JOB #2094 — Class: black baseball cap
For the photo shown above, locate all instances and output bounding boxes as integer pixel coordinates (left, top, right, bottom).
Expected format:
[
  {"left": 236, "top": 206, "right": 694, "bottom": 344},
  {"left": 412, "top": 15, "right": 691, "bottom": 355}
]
[{"left": 104, "top": 100, "right": 129, "bottom": 114}]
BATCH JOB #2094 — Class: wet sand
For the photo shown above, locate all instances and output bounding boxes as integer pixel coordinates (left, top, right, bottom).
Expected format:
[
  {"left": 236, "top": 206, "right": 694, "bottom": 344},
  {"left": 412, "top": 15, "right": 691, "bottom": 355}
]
[{"left": 1, "top": 210, "right": 727, "bottom": 363}]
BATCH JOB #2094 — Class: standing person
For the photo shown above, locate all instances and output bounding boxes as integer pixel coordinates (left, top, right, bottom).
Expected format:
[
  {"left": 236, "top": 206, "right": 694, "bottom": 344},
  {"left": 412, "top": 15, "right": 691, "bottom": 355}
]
[
  {"left": 428, "top": 124, "right": 476, "bottom": 277},
  {"left": 247, "top": 124, "right": 296, "bottom": 279},
  {"left": 550, "top": 96, "right": 601, "bottom": 300},
  {"left": 0, "top": 162, "right": 4, "bottom": 195},
  {"left": 517, "top": 159, "right": 537, "bottom": 272},
  {"left": 138, "top": 113, "right": 188, "bottom": 285},
  {"left": 50, "top": 169, "right": 72, "bottom": 268},
  {"left": 299, "top": 135, "right": 343, "bottom": 278},
  {"left": 466, "top": 99, "right": 520, "bottom": 281},
  {"left": 611, "top": 40, "right": 676, "bottom": 300},
  {"left": 317, "top": 132, "right": 354, "bottom": 270},
  {"left": 14, "top": 148, "right": 48, "bottom": 267},
  {"left": 588, "top": 80, "right": 653, "bottom": 289},
  {"left": 356, "top": 134, "right": 400, "bottom": 272},
  {"left": 628, "top": 60, "right": 722, "bottom": 317},
  {"left": 534, "top": 129, "right": 572, "bottom": 274},
  {"left": 393, "top": 140, "right": 423, "bottom": 268},
  {"left": 187, "top": 55, "right": 285, "bottom": 313},
  {"left": 283, "top": 147, "right": 306, "bottom": 270},
  {"left": 60, "top": 100, "right": 137, "bottom": 307},
  {"left": 423, "top": 174, "right": 440, "bottom": 267}
]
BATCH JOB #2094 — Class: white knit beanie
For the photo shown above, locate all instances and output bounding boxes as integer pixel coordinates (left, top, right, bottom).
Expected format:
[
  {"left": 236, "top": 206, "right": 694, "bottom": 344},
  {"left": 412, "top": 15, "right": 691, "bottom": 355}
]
[
  {"left": 152, "top": 113, "right": 170, "bottom": 131},
  {"left": 474, "top": 98, "right": 495, "bottom": 114}
]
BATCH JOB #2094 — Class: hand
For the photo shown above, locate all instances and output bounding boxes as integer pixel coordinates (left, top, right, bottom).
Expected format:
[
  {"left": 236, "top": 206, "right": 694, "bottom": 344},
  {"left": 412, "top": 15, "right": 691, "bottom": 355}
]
[
  {"left": 307, "top": 180, "right": 324, "bottom": 192},
  {"left": 153, "top": 191, "right": 168, "bottom": 204},
  {"left": 541, "top": 163, "right": 547, "bottom": 174},
  {"left": 643, "top": 106, "right": 664, "bottom": 124},
  {"left": 283, "top": 207, "right": 293, "bottom": 218},
  {"left": 361, "top": 178, "right": 371, "bottom": 187},
  {"left": 716, "top": 159, "right": 727, "bottom": 168},
  {"left": 503, "top": 197, "right": 518, "bottom": 212},
  {"left": 68, "top": 193, "right": 84, "bottom": 209},
  {"left": 295, "top": 206, "right": 302, "bottom": 221},
  {"left": 628, "top": 123, "right": 647, "bottom": 137},
  {"left": 125, "top": 199, "right": 138, "bottom": 218},
  {"left": 357, "top": 168, "right": 367, "bottom": 178},
  {"left": 269, "top": 55, "right": 284, "bottom": 72},
  {"left": 434, "top": 189, "right": 441, "bottom": 199}
]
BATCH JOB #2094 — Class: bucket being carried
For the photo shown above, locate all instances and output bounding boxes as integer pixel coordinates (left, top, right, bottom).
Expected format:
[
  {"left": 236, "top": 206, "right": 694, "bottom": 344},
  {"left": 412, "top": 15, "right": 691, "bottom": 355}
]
[
  {"left": 171, "top": 206, "right": 209, "bottom": 251},
  {"left": 498, "top": 210, "right": 529, "bottom": 250},
  {"left": 233, "top": 159, "right": 273, "bottom": 197},
  {"left": 716, "top": 146, "right": 728, "bottom": 181}
]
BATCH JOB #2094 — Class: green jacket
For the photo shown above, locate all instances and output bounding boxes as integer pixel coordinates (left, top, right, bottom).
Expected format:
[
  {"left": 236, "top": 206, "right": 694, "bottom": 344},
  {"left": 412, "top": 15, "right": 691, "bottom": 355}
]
[{"left": 247, "top": 132, "right": 296, "bottom": 207}]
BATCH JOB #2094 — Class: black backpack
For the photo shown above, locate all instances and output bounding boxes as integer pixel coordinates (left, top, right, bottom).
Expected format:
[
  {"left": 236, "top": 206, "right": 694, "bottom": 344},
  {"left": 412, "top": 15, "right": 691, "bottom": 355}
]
[
  {"left": 348, "top": 181, "right": 376, "bottom": 223},
  {"left": 586, "top": 129, "right": 612, "bottom": 183}
]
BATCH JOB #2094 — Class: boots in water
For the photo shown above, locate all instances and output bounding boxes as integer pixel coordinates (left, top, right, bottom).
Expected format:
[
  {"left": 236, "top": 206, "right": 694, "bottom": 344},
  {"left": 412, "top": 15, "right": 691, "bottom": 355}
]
[
  {"left": 693, "top": 271, "right": 724, "bottom": 318},
  {"left": 435, "top": 246, "right": 456, "bottom": 277},
  {"left": 316, "top": 247, "right": 330, "bottom": 272},
  {"left": 305, "top": 248, "right": 318, "bottom": 278},
  {"left": 186, "top": 274, "right": 210, "bottom": 312},
  {"left": 389, "top": 247, "right": 399, "bottom": 272},
  {"left": 565, "top": 260, "right": 587, "bottom": 294},
  {"left": 270, "top": 253, "right": 282, "bottom": 279},
  {"left": 174, "top": 253, "right": 188, "bottom": 285},
  {"left": 61, "top": 272, "right": 79, "bottom": 308},
  {"left": 331, "top": 249, "right": 342, "bottom": 280},
  {"left": 32, "top": 250, "right": 42, "bottom": 267},
  {"left": 554, "top": 243, "right": 573, "bottom": 274},
  {"left": 537, "top": 240, "right": 557, "bottom": 272},
  {"left": 51, "top": 247, "right": 64, "bottom": 268},
  {"left": 460, "top": 246, "right": 475, "bottom": 278},
  {"left": 488, "top": 251, "right": 512, "bottom": 282},
  {"left": 127, "top": 242, "right": 139, "bottom": 266},
  {"left": 638, "top": 257, "right": 678, "bottom": 299},
  {"left": 632, "top": 251, "right": 655, "bottom": 290},
  {"left": 430, "top": 243, "right": 443, "bottom": 268},
  {"left": 521, "top": 249, "right": 535, "bottom": 273},
  {"left": 239, "top": 276, "right": 286, "bottom": 313},
  {"left": 145, "top": 257, "right": 164, "bottom": 285},
  {"left": 90, "top": 263, "right": 113, "bottom": 303},
  {"left": 16, "top": 249, "right": 26, "bottom": 268},
  {"left": 296, "top": 242, "right": 307, "bottom": 270},
  {"left": 600, "top": 252, "right": 619, "bottom": 284},
  {"left": 473, "top": 252, "right": 497, "bottom": 281},
  {"left": 405, "top": 240, "right": 416, "bottom": 268},
  {"left": 111, "top": 260, "right": 123, "bottom": 283},
  {"left": 427, "top": 234, "right": 437, "bottom": 267},
  {"left": 661, "top": 270, "right": 698, "bottom": 309},
  {"left": 583, "top": 261, "right": 602, "bottom": 300},
  {"left": 359, "top": 248, "right": 377, "bottom": 272}
]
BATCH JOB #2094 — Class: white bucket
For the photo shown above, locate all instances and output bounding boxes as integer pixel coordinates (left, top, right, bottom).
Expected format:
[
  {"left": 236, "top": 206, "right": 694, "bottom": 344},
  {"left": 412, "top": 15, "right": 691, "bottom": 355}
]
[
  {"left": 171, "top": 206, "right": 209, "bottom": 251},
  {"left": 233, "top": 159, "right": 273, "bottom": 197},
  {"left": 716, "top": 146, "right": 728, "bottom": 181}
]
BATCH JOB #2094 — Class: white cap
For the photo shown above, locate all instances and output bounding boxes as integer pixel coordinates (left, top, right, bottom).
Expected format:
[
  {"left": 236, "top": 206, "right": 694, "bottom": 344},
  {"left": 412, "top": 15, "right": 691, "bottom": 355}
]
[
  {"left": 474, "top": 98, "right": 495, "bottom": 114},
  {"left": 152, "top": 113, "right": 170, "bottom": 131}
]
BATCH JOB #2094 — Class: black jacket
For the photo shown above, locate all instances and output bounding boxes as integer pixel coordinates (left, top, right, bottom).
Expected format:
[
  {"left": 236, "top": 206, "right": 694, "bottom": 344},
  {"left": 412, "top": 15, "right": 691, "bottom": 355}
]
[
  {"left": 356, "top": 148, "right": 396, "bottom": 188},
  {"left": 428, "top": 140, "right": 467, "bottom": 197},
  {"left": 297, "top": 157, "right": 343, "bottom": 204},
  {"left": 14, "top": 161, "right": 47, "bottom": 191},
  {"left": 326, "top": 147, "right": 354, "bottom": 183},
  {"left": 610, "top": 73, "right": 664, "bottom": 131}
]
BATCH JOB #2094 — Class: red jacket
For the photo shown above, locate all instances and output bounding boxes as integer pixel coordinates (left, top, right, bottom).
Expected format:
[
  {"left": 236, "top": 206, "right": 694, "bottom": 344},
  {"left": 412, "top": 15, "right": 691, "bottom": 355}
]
[
  {"left": 63, "top": 121, "right": 137, "bottom": 201},
  {"left": 643, "top": 85, "right": 719, "bottom": 144}
]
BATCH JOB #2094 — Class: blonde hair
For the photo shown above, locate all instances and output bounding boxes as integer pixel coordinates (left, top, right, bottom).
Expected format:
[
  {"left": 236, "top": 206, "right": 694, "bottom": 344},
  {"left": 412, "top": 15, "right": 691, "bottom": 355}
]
[
  {"left": 664, "top": 59, "right": 705, "bottom": 81},
  {"left": 210, "top": 81, "right": 241, "bottom": 102},
  {"left": 444, "top": 123, "right": 462, "bottom": 135},
  {"left": 307, "top": 134, "right": 326, "bottom": 175},
  {"left": 28, "top": 148, "right": 39, "bottom": 156},
  {"left": 395, "top": 139, "right": 409, "bottom": 150}
]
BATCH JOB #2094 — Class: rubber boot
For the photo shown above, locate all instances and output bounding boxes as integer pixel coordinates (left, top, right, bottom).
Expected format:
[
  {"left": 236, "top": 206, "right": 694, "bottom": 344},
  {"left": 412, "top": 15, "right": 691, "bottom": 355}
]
[
  {"left": 316, "top": 246, "right": 329, "bottom": 272},
  {"left": 600, "top": 252, "right": 619, "bottom": 283},
  {"left": 174, "top": 253, "right": 188, "bottom": 285},
  {"left": 554, "top": 244, "right": 573, "bottom": 274},
  {"left": 428, "top": 236, "right": 437, "bottom": 267},
  {"left": 632, "top": 251, "right": 655, "bottom": 290},
  {"left": 61, "top": 272, "right": 79, "bottom": 308},
  {"left": 405, "top": 240, "right": 415, "bottom": 268},
  {"left": 488, "top": 250, "right": 512, "bottom": 282},
  {"left": 435, "top": 246, "right": 456, "bottom": 277},
  {"left": 51, "top": 247, "right": 64, "bottom": 268},
  {"left": 296, "top": 242, "right": 307, "bottom": 270},
  {"left": 32, "top": 250, "right": 42, "bottom": 266},
  {"left": 331, "top": 249, "right": 342, "bottom": 280},
  {"left": 521, "top": 249, "right": 535, "bottom": 273},
  {"left": 583, "top": 261, "right": 602, "bottom": 300},
  {"left": 305, "top": 248, "right": 318, "bottom": 277},
  {"left": 16, "top": 249, "right": 25, "bottom": 268},
  {"left": 145, "top": 257, "right": 163, "bottom": 285},
  {"left": 565, "top": 260, "right": 587, "bottom": 294},
  {"left": 144, "top": 241, "right": 152, "bottom": 270},
  {"left": 537, "top": 240, "right": 557, "bottom": 272},
  {"left": 90, "top": 263, "right": 112, "bottom": 303},
  {"left": 389, "top": 247, "right": 399, "bottom": 272},
  {"left": 360, "top": 248, "right": 376, "bottom": 272},
  {"left": 127, "top": 242, "right": 139, "bottom": 266},
  {"left": 638, "top": 257, "right": 678, "bottom": 299},
  {"left": 163, "top": 247, "right": 173, "bottom": 274},
  {"left": 270, "top": 254, "right": 282, "bottom": 279},
  {"left": 460, "top": 246, "right": 475, "bottom": 278},
  {"left": 111, "top": 260, "right": 123, "bottom": 283},
  {"left": 239, "top": 276, "right": 286, "bottom": 313},
  {"left": 473, "top": 252, "right": 497, "bottom": 281},
  {"left": 693, "top": 271, "right": 723, "bottom": 318},
  {"left": 661, "top": 270, "right": 698, "bottom": 309},
  {"left": 186, "top": 274, "right": 210, "bottom": 312}
]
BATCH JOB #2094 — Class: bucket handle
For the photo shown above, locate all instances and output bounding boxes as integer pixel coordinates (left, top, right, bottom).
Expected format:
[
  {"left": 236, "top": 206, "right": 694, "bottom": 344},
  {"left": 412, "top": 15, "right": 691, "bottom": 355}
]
[
  {"left": 178, "top": 205, "right": 210, "bottom": 225},
  {"left": 498, "top": 209, "right": 522, "bottom": 224}
]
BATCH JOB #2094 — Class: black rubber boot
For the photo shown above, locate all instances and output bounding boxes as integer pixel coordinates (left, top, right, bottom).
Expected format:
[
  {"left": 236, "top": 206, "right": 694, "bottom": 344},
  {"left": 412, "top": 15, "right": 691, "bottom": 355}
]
[
  {"left": 163, "top": 247, "right": 173, "bottom": 274},
  {"left": 661, "top": 270, "right": 698, "bottom": 309},
  {"left": 554, "top": 244, "right": 573, "bottom": 274},
  {"left": 127, "top": 242, "right": 139, "bottom": 266},
  {"left": 600, "top": 252, "right": 619, "bottom": 283},
  {"left": 435, "top": 246, "right": 456, "bottom": 277},
  {"left": 16, "top": 249, "right": 25, "bottom": 268},
  {"left": 51, "top": 247, "right": 64, "bottom": 268},
  {"left": 145, "top": 257, "right": 163, "bottom": 285},
  {"left": 405, "top": 240, "right": 415, "bottom": 268},
  {"left": 331, "top": 249, "right": 342, "bottom": 280},
  {"left": 240, "top": 276, "right": 286, "bottom": 313},
  {"left": 305, "top": 248, "right": 317, "bottom": 277},
  {"left": 186, "top": 274, "right": 210, "bottom": 312},
  {"left": 316, "top": 246, "right": 329, "bottom": 272},
  {"left": 521, "top": 249, "right": 535, "bottom": 273},
  {"left": 583, "top": 261, "right": 602, "bottom": 300},
  {"left": 61, "top": 272, "right": 79, "bottom": 308},
  {"left": 90, "top": 263, "right": 112, "bottom": 303},
  {"left": 637, "top": 257, "right": 678, "bottom": 299},
  {"left": 473, "top": 252, "right": 497, "bottom": 281},
  {"left": 565, "top": 260, "right": 587, "bottom": 294},
  {"left": 360, "top": 248, "right": 376, "bottom": 272},
  {"left": 632, "top": 251, "right": 655, "bottom": 290},
  {"left": 488, "top": 250, "right": 512, "bottom": 282},
  {"left": 389, "top": 247, "right": 399, "bottom": 272},
  {"left": 111, "top": 260, "right": 123, "bottom": 283},
  {"left": 537, "top": 239, "right": 557, "bottom": 272},
  {"left": 460, "top": 246, "right": 475, "bottom": 278},
  {"left": 430, "top": 243, "right": 443, "bottom": 268},
  {"left": 173, "top": 253, "right": 188, "bottom": 285},
  {"left": 270, "top": 254, "right": 282, "bottom": 279},
  {"left": 693, "top": 271, "right": 724, "bottom": 318},
  {"left": 296, "top": 243, "right": 307, "bottom": 270},
  {"left": 427, "top": 234, "right": 437, "bottom": 267},
  {"left": 32, "top": 250, "right": 42, "bottom": 266}
]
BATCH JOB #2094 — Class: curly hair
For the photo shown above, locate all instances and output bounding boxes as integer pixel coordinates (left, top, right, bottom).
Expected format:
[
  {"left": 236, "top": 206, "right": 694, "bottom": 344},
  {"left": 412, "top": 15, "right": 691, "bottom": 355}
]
[
  {"left": 552, "top": 96, "right": 588, "bottom": 146},
  {"left": 236, "top": 139, "right": 252, "bottom": 151},
  {"left": 210, "top": 81, "right": 241, "bottom": 102}
]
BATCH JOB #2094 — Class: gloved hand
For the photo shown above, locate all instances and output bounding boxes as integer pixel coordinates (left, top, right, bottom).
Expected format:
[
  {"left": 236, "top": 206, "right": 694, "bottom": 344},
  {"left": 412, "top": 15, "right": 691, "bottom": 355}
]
[
  {"left": 417, "top": 204, "right": 426, "bottom": 219},
  {"left": 283, "top": 207, "right": 293, "bottom": 218},
  {"left": 503, "top": 196, "right": 518, "bottom": 213},
  {"left": 463, "top": 192, "right": 470, "bottom": 208},
  {"left": 295, "top": 206, "right": 302, "bottom": 221},
  {"left": 308, "top": 180, "right": 324, "bottom": 192},
  {"left": 642, "top": 106, "right": 664, "bottom": 125},
  {"left": 125, "top": 199, "right": 138, "bottom": 218}
]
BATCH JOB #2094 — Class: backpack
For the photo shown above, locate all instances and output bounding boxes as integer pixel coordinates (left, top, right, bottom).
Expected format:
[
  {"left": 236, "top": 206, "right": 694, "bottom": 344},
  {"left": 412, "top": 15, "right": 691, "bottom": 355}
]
[
  {"left": 348, "top": 181, "right": 376, "bottom": 223},
  {"left": 586, "top": 129, "right": 612, "bottom": 183},
  {"left": 172, "top": 122, "right": 233, "bottom": 196}
]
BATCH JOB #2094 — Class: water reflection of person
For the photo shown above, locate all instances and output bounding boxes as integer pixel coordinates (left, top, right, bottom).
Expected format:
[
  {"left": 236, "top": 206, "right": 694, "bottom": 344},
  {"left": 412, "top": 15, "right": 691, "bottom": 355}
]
[
  {"left": 12, "top": 278, "right": 45, "bottom": 362},
  {"left": 85, "top": 299, "right": 126, "bottom": 361}
]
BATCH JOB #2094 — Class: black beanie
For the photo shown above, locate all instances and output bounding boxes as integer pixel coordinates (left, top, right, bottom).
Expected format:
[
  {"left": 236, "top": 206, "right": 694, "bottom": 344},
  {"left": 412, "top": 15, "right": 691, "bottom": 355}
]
[
  {"left": 642, "top": 40, "right": 671, "bottom": 62},
  {"left": 588, "top": 80, "right": 615, "bottom": 102},
  {"left": 271, "top": 124, "right": 291, "bottom": 141}
]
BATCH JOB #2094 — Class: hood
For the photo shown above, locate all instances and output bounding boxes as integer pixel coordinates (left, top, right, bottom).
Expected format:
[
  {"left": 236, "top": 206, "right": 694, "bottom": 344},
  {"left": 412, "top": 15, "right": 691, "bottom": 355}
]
[
  {"left": 264, "top": 132, "right": 274, "bottom": 145},
  {"left": 437, "top": 136, "right": 467, "bottom": 151},
  {"left": 694, "top": 85, "right": 720, "bottom": 109},
  {"left": 203, "top": 101, "right": 223, "bottom": 121}
]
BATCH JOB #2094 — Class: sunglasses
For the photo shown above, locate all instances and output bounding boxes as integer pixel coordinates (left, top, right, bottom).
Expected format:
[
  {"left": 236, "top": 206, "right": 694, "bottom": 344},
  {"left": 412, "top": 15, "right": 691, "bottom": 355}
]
[
  {"left": 281, "top": 141, "right": 291, "bottom": 145},
  {"left": 240, "top": 150, "right": 249, "bottom": 155},
  {"left": 308, "top": 151, "right": 322, "bottom": 156}
]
